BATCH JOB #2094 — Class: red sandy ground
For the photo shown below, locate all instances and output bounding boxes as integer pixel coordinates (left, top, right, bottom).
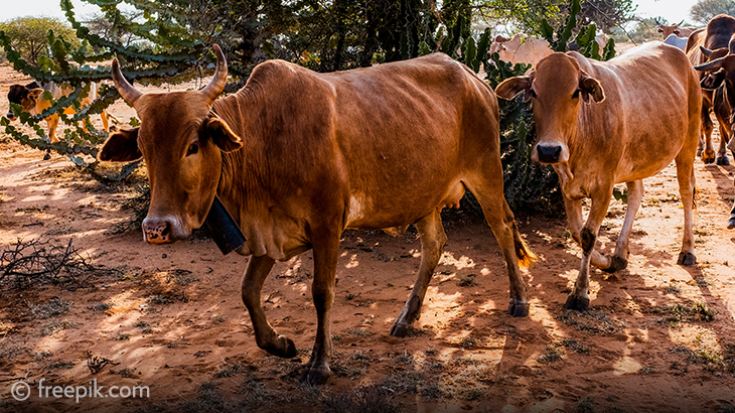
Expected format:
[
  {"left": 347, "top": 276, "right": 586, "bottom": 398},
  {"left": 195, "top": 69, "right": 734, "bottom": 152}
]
[{"left": 1, "top": 64, "right": 735, "bottom": 413}]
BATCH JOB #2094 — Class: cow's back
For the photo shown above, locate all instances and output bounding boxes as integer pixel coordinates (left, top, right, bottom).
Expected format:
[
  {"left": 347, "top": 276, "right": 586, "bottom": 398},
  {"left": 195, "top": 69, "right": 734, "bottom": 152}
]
[{"left": 320, "top": 54, "right": 499, "bottom": 228}]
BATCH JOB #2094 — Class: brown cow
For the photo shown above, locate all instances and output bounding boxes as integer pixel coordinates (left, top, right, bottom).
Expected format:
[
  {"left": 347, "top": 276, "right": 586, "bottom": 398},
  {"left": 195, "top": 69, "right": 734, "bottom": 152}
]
[
  {"left": 694, "top": 35, "right": 735, "bottom": 228},
  {"left": 6, "top": 80, "right": 109, "bottom": 143},
  {"left": 686, "top": 15, "right": 735, "bottom": 165},
  {"left": 98, "top": 45, "right": 535, "bottom": 384},
  {"left": 495, "top": 42, "right": 701, "bottom": 310},
  {"left": 490, "top": 35, "right": 553, "bottom": 66},
  {"left": 659, "top": 22, "right": 696, "bottom": 38}
]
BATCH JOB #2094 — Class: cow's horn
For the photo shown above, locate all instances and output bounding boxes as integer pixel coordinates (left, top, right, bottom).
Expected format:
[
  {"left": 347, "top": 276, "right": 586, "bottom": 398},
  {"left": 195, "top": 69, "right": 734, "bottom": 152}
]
[
  {"left": 700, "top": 46, "right": 714, "bottom": 57},
  {"left": 695, "top": 56, "right": 726, "bottom": 72},
  {"left": 111, "top": 58, "right": 142, "bottom": 106},
  {"left": 201, "top": 44, "right": 228, "bottom": 103}
]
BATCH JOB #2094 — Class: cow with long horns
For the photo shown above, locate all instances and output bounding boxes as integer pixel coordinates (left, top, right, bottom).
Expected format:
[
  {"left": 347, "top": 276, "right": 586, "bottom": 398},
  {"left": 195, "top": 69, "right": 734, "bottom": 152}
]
[{"left": 98, "top": 45, "right": 535, "bottom": 384}]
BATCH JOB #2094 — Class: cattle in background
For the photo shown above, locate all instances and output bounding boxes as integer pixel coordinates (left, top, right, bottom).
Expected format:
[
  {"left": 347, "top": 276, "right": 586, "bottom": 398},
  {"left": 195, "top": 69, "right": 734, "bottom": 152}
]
[
  {"left": 98, "top": 45, "right": 535, "bottom": 384},
  {"left": 495, "top": 43, "right": 701, "bottom": 311},
  {"left": 6, "top": 80, "right": 109, "bottom": 143},
  {"left": 490, "top": 35, "right": 553, "bottom": 66},
  {"left": 685, "top": 17, "right": 735, "bottom": 165},
  {"left": 694, "top": 34, "right": 735, "bottom": 228},
  {"left": 659, "top": 22, "right": 697, "bottom": 38},
  {"left": 664, "top": 33, "right": 689, "bottom": 50}
]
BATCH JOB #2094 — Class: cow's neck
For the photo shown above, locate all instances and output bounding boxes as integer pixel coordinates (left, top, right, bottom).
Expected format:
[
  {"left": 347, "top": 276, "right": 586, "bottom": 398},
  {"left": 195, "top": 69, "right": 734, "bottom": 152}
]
[
  {"left": 556, "top": 102, "right": 600, "bottom": 198},
  {"left": 210, "top": 89, "right": 269, "bottom": 215}
]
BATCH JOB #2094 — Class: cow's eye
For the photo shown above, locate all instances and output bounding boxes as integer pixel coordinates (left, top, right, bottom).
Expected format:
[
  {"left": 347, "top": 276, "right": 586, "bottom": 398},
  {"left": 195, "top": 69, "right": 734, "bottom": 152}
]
[
  {"left": 186, "top": 141, "right": 199, "bottom": 157},
  {"left": 572, "top": 89, "right": 581, "bottom": 99}
]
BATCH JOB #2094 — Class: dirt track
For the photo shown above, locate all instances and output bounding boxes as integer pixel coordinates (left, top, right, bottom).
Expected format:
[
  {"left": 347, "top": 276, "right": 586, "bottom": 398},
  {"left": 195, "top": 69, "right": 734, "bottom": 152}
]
[{"left": 1, "top": 64, "right": 735, "bottom": 412}]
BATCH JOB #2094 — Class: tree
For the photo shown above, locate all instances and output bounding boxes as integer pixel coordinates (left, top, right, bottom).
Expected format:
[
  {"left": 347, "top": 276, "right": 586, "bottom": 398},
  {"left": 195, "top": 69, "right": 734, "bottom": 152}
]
[
  {"left": 0, "top": 17, "right": 80, "bottom": 66},
  {"left": 691, "top": 0, "right": 735, "bottom": 24},
  {"left": 577, "top": 0, "right": 637, "bottom": 33}
]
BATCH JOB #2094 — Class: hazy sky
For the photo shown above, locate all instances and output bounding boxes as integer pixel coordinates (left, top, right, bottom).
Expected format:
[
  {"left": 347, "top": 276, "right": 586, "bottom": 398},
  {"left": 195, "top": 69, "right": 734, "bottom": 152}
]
[{"left": 1, "top": 0, "right": 706, "bottom": 24}]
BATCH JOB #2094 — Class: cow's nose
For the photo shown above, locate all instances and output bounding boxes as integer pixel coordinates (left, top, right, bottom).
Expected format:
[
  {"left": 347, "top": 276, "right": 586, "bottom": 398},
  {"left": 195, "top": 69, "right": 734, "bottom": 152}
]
[
  {"left": 142, "top": 217, "right": 173, "bottom": 244},
  {"left": 5, "top": 112, "right": 15, "bottom": 120},
  {"left": 536, "top": 144, "right": 562, "bottom": 164}
]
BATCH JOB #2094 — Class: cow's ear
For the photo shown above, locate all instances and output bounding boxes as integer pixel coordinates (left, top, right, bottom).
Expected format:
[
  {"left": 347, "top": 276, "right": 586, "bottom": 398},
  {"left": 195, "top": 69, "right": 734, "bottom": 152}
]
[
  {"left": 98, "top": 127, "right": 142, "bottom": 162},
  {"left": 206, "top": 114, "right": 242, "bottom": 152},
  {"left": 579, "top": 73, "right": 605, "bottom": 103},
  {"left": 495, "top": 76, "right": 532, "bottom": 101},
  {"left": 27, "top": 88, "right": 44, "bottom": 102}
]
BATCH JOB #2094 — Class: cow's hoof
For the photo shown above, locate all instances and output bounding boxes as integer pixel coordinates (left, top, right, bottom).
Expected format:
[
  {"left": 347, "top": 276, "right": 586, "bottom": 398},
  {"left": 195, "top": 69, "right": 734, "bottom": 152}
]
[
  {"left": 603, "top": 256, "right": 628, "bottom": 273},
  {"left": 304, "top": 364, "right": 332, "bottom": 386},
  {"left": 266, "top": 335, "right": 297, "bottom": 358},
  {"left": 508, "top": 299, "right": 530, "bottom": 317},
  {"left": 564, "top": 295, "right": 590, "bottom": 312},
  {"left": 677, "top": 252, "right": 697, "bottom": 266},
  {"left": 728, "top": 217, "right": 735, "bottom": 229},
  {"left": 389, "top": 322, "right": 411, "bottom": 337},
  {"left": 717, "top": 156, "right": 730, "bottom": 166},
  {"left": 703, "top": 151, "right": 716, "bottom": 164}
]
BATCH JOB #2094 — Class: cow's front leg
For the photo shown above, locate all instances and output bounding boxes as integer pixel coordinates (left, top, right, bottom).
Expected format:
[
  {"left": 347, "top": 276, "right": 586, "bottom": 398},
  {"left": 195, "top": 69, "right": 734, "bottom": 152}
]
[
  {"left": 605, "top": 180, "right": 643, "bottom": 273},
  {"left": 702, "top": 104, "right": 716, "bottom": 164},
  {"left": 306, "top": 229, "right": 340, "bottom": 385},
  {"left": 391, "top": 209, "right": 446, "bottom": 337},
  {"left": 729, "top": 200, "right": 735, "bottom": 229},
  {"left": 563, "top": 196, "right": 611, "bottom": 269},
  {"left": 241, "top": 255, "right": 297, "bottom": 358},
  {"left": 675, "top": 151, "right": 697, "bottom": 265},
  {"left": 565, "top": 188, "right": 612, "bottom": 311},
  {"left": 714, "top": 107, "right": 731, "bottom": 165},
  {"left": 47, "top": 114, "right": 60, "bottom": 144}
]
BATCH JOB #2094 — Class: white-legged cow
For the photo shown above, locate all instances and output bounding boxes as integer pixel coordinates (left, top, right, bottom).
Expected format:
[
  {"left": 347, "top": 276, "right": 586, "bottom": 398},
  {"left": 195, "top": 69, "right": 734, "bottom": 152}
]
[
  {"left": 495, "top": 42, "right": 701, "bottom": 310},
  {"left": 6, "top": 80, "right": 109, "bottom": 143},
  {"left": 98, "top": 45, "right": 535, "bottom": 384}
]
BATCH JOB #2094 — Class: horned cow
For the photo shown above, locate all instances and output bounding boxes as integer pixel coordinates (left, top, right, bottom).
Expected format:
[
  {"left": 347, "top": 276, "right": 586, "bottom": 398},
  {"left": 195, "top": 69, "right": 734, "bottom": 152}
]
[{"left": 98, "top": 45, "right": 535, "bottom": 384}]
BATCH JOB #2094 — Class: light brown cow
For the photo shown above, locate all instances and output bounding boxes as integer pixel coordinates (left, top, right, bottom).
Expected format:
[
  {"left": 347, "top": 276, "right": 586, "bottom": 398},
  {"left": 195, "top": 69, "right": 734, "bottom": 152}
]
[
  {"left": 6, "top": 81, "right": 109, "bottom": 143},
  {"left": 659, "top": 23, "right": 696, "bottom": 38},
  {"left": 490, "top": 35, "right": 553, "bottom": 66},
  {"left": 495, "top": 42, "right": 701, "bottom": 310},
  {"left": 98, "top": 45, "right": 535, "bottom": 384}
]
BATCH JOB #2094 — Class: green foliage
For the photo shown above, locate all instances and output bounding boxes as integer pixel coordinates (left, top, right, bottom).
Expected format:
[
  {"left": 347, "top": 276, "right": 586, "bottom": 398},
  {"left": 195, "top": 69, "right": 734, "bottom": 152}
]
[
  {"left": 0, "top": 17, "right": 80, "bottom": 66},
  {"left": 690, "top": 0, "right": 735, "bottom": 25}
]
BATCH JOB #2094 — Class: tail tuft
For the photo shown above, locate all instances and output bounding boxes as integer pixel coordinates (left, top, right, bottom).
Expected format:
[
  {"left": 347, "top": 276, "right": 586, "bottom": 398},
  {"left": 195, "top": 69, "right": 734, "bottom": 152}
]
[{"left": 513, "top": 226, "right": 536, "bottom": 270}]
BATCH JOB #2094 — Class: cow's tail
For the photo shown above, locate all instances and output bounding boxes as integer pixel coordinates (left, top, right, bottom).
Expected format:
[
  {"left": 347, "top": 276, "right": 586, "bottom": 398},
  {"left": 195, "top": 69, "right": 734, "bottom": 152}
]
[{"left": 512, "top": 221, "right": 536, "bottom": 270}]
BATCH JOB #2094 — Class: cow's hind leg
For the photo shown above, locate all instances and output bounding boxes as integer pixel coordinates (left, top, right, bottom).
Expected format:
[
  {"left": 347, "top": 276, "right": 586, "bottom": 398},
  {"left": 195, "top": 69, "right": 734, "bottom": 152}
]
[
  {"left": 241, "top": 255, "right": 297, "bottom": 358},
  {"left": 390, "top": 209, "right": 446, "bottom": 337},
  {"left": 675, "top": 152, "right": 697, "bottom": 265},
  {"left": 729, "top": 199, "right": 735, "bottom": 229},
  {"left": 604, "top": 180, "right": 643, "bottom": 273},
  {"left": 465, "top": 172, "right": 534, "bottom": 317}
]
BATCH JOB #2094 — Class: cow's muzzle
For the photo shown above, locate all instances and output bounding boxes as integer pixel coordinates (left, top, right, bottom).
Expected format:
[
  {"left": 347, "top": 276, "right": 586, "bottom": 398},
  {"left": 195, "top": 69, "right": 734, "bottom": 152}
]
[
  {"left": 142, "top": 216, "right": 174, "bottom": 244},
  {"left": 536, "top": 144, "right": 563, "bottom": 164},
  {"left": 5, "top": 112, "right": 15, "bottom": 120}
]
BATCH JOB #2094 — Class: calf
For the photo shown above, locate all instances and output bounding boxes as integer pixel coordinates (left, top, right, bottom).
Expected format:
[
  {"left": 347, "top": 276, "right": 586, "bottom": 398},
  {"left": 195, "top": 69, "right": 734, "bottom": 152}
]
[
  {"left": 6, "top": 80, "right": 109, "bottom": 143},
  {"left": 495, "top": 43, "right": 701, "bottom": 310},
  {"left": 98, "top": 45, "right": 535, "bottom": 384},
  {"left": 659, "top": 22, "right": 696, "bottom": 38}
]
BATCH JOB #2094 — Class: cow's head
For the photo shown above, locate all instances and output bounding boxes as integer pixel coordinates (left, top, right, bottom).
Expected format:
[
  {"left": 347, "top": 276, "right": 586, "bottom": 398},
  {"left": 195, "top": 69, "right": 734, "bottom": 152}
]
[
  {"left": 6, "top": 82, "right": 44, "bottom": 120},
  {"left": 495, "top": 53, "right": 605, "bottom": 165},
  {"left": 658, "top": 22, "right": 683, "bottom": 37},
  {"left": 696, "top": 53, "right": 735, "bottom": 122},
  {"left": 98, "top": 45, "right": 242, "bottom": 244}
]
